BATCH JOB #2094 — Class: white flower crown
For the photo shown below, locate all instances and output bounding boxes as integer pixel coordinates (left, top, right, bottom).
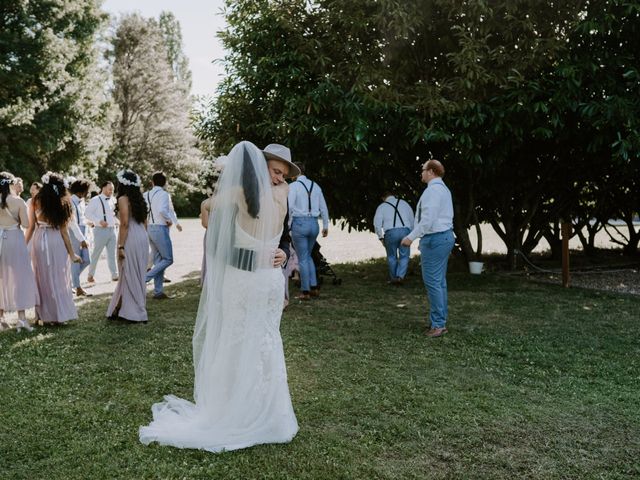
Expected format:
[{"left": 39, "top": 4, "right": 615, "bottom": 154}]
[
  {"left": 41, "top": 171, "right": 69, "bottom": 188},
  {"left": 117, "top": 170, "right": 141, "bottom": 187}
]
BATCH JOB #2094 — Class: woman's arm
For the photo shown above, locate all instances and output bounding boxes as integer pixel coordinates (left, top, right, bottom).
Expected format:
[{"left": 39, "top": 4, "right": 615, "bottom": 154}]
[
  {"left": 200, "top": 198, "right": 209, "bottom": 228},
  {"left": 18, "top": 198, "right": 30, "bottom": 229},
  {"left": 24, "top": 199, "right": 37, "bottom": 244},
  {"left": 117, "top": 196, "right": 129, "bottom": 259}
]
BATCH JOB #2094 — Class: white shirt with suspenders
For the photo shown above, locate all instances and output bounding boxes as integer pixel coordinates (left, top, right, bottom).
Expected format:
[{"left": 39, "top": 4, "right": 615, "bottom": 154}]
[
  {"left": 287, "top": 175, "right": 329, "bottom": 230},
  {"left": 373, "top": 195, "right": 415, "bottom": 240}
]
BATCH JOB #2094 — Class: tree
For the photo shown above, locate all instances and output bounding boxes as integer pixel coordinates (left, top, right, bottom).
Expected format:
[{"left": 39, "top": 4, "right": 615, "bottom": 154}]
[
  {"left": 0, "top": 0, "right": 110, "bottom": 181},
  {"left": 158, "top": 11, "right": 192, "bottom": 95},
  {"left": 203, "top": 0, "right": 639, "bottom": 261},
  {"left": 108, "top": 13, "right": 199, "bottom": 192}
]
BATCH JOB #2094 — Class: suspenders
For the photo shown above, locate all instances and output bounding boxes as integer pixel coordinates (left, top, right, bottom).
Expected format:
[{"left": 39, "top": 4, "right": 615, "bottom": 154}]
[
  {"left": 383, "top": 199, "right": 406, "bottom": 228},
  {"left": 73, "top": 198, "right": 81, "bottom": 224},
  {"left": 296, "top": 180, "right": 315, "bottom": 214},
  {"left": 146, "top": 190, "right": 159, "bottom": 223},
  {"left": 98, "top": 196, "right": 107, "bottom": 222}
]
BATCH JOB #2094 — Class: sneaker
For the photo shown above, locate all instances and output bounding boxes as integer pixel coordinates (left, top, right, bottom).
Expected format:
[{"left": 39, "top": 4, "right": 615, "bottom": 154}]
[{"left": 152, "top": 292, "right": 173, "bottom": 300}]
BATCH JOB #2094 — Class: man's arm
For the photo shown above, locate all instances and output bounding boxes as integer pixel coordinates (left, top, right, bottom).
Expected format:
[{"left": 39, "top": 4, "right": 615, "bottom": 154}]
[
  {"left": 373, "top": 204, "right": 384, "bottom": 239},
  {"left": 278, "top": 208, "right": 291, "bottom": 260}
]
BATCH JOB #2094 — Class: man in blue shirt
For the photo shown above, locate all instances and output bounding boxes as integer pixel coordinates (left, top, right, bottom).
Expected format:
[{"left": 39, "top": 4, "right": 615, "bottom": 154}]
[{"left": 402, "top": 160, "right": 455, "bottom": 337}]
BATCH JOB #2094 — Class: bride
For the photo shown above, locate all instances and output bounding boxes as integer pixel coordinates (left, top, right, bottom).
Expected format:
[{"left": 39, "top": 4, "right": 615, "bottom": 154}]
[{"left": 139, "top": 141, "right": 298, "bottom": 452}]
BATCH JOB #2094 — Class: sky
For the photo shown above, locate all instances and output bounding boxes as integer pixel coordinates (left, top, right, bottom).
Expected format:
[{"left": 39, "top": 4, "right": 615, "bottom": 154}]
[{"left": 102, "top": 0, "right": 227, "bottom": 97}]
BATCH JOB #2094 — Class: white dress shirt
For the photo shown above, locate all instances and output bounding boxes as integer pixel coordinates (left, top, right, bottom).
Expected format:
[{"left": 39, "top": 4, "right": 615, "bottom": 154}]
[
  {"left": 373, "top": 196, "right": 415, "bottom": 239},
  {"left": 288, "top": 175, "right": 329, "bottom": 229},
  {"left": 406, "top": 178, "right": 454, "bottom": 241},
  {"left": 145, "top": 186, "right": 179, "bottom": 226},
  {"left": 85, "top": 193, "right": 117, "bottom": 227},
  {"left": 68, "top": 194, "right": 87, "bottom": 242}
]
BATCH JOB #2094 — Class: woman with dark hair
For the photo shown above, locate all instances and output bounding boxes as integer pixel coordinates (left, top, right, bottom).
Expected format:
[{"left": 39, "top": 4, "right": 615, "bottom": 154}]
[
  {"left": 25, "top": 172, "right": 81, "bottom": 325},
  {"left": 106, "top": 170, "right": 149, "bottom": 323},
  {"left": 0, "top": 172, "right": 38, "bottom": 332}
]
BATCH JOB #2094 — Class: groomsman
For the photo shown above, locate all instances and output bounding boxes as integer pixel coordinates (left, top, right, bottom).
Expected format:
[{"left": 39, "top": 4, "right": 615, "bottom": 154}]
[
  {"left": 68, "top": 179, "right": 92, "bottom": 296},
  {"left": 287, "top": 160, "right": 329, "bottom": 300},
  {"left": 85, "top": 181, "right": 119, "bottom": 283},
  {"left": 374, "top": 192, "right": 414, "bottom": 285},
  {"left": 145, "top": 172, "right": 181, "bottom": 300},
  {"left": 401, "top": 160, "right": 455, "bottom": 338}
]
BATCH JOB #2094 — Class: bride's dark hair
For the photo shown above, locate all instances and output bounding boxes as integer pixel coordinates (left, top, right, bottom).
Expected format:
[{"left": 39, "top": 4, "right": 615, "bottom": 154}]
[
  {"left": 242, "top": 145, "right": 260, "bottom": 218},
  {"left": 35, "top": 172, "right": 72, "bottom": 229}
]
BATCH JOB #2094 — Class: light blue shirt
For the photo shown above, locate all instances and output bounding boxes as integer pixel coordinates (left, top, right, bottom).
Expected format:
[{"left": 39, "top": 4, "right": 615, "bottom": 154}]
[
  {"left": 407, "top": 178, "right": 454, "bottom": 241},
  {"left": 288, "top": 175, "right": 329, "bottom": 229},
  {"left": 373, "top": 195, "right": 415, "bottom": 239}
]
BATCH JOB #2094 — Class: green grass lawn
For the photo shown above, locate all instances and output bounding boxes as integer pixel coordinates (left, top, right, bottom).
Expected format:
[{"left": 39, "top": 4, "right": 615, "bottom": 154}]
[{"left": 1, "top": 259, "right": 638, "bottom": 479}]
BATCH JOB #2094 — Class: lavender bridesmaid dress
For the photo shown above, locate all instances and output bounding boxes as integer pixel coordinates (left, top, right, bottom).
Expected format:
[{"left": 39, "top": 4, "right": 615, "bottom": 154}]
[
  {"left": 31, "top": 223, "right": 77, "bottom": 323},
  {"left": 0, "top": 226, "right": 38, "bottom": 312},
  {"left": 107, "top": 219, "right": 149, "bottom": 322}
]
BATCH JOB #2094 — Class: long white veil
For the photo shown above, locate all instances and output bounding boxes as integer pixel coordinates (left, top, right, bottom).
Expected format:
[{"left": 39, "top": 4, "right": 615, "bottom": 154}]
[
  {"left": 140, "top": 141, "right": 297, "bottom": 451},
  {"left": 192, "top": 140, "right": 279, "bottom": 405}
]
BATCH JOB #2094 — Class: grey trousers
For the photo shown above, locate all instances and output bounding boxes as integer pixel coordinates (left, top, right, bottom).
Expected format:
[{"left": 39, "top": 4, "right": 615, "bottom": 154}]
[{"left": 88, "top": 226, "right": 117, "bottom": 278}]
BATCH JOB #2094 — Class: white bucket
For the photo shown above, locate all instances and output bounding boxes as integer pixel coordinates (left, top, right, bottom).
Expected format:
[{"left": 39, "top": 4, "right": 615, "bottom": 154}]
[{"left": 468, "top": 261, "right": 484, "bottom": 275}]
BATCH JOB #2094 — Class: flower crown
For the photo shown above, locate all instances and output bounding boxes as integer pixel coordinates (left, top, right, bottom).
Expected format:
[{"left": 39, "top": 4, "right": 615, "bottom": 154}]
[
  {"left": 41, "top": 171, "right": 68, "bottom": 196},
  {"left": 117, "top": 170, "right": 141, "bottom": 187}
]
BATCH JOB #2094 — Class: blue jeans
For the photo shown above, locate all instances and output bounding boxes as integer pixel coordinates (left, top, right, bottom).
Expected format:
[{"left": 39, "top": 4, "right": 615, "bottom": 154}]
[
  {"left": 291, "top": 216, "right": 319, "bottom": 292},
  {"left": 419, "top": 230, "right": 455, "bottom": 329},
  {"left": 384, "top": 227, "right": 411, "bottom": 280},
  {"left": 70, "top": 225, "right": 90, "bottom": 288},
  {"left": 146, "top": 225, "right": 173, "bottom": 296}
]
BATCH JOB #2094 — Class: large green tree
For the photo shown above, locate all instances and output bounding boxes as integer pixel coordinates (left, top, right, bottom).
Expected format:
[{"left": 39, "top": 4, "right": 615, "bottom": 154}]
[
  {"left": 203, "top": 0, "right": 639, "bottom": 261},
  {"left": 0, "top": 0, "right": 109, "bottom": 181},
  {"left": 108, "top": 13, "right": 199, "bottom": 191}
]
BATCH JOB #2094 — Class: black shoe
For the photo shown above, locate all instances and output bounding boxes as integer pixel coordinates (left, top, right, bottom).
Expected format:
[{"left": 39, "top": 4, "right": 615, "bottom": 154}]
[
  {"left": 163, "top": 277, "right": 172, "bottom": 283},
  {"left": 152, "top": 292, "right": 172, "bottom": 300}
]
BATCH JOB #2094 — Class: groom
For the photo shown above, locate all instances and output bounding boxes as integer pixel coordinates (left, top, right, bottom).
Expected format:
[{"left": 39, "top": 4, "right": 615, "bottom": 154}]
[{"left": 263, "top": 144, "right": 301, "bottom": 268}]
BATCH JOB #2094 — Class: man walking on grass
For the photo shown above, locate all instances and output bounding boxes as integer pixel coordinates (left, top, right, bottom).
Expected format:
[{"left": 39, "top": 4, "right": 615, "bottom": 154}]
[
  {"left": 402, "top": 159, "right": 454, "bottom": 338},
  {"left": 145, "top": 172, "right": 182, "bottom": 300}
]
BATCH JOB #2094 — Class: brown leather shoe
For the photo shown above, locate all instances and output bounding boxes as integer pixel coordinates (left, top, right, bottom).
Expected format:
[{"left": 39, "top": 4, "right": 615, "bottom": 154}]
[
  {"left": 309, "top": 289, "right": 320, "bottom": 298},
  {"left": 295, "top": 293, "right": 311, "bottom": 301},
  {"left": 87, "top": 276, "right": 95, "bottom": 284},
  {"left": 426, "top": 327, "right": 448, "bottom": 338},
  {"left": 76, "top": 287, "right": 93, "bottom": 297}
]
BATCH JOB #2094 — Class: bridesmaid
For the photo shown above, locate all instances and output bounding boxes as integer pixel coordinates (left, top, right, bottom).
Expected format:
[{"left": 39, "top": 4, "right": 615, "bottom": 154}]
[
  {"left": 107, "top": 170, "right": 149, "bottom": 323},
  {"left": 0, "top": 172, "right": 38, "bottom": 332},
  {"left": 25, "top": 172, "right": 81, "bottom": 325}
]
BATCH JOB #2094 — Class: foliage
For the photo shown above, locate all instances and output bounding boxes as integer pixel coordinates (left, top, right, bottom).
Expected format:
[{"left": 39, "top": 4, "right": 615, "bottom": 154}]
[
  {"left": 201, "top": 0, "right": 640, "bottom": 261},
  {"left": 107, "top": 13, "right": 200, "bottom": 197},
  {"left": 158, "top": 11, "right": 193, "bottom": 95},
  {"left": 0, "top": 0, "right": 110, "bottom": 182},
  {"left": 1, "top": 261, "right": 639, "bottom": 478}
]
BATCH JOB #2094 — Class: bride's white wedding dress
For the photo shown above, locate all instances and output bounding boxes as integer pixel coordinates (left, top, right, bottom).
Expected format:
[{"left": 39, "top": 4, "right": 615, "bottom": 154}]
[{"left": 139, "top": 141, "right": 298, "bottom": 452}]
